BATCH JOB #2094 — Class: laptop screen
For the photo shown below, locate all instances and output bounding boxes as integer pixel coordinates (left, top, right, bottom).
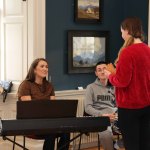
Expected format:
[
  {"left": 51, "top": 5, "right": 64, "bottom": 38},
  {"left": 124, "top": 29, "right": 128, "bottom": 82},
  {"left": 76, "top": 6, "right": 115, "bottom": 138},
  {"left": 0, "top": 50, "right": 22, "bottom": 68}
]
[{"left": 17, "top": 100, "right": 78, "bottom": 119}]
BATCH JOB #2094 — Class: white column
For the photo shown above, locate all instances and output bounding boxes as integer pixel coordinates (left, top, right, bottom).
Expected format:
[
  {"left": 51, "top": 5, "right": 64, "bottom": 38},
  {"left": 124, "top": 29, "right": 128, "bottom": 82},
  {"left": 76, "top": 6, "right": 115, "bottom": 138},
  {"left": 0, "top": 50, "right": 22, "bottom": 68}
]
[{"left": 27, "top": 0, "right": 45, "bottom": 69}]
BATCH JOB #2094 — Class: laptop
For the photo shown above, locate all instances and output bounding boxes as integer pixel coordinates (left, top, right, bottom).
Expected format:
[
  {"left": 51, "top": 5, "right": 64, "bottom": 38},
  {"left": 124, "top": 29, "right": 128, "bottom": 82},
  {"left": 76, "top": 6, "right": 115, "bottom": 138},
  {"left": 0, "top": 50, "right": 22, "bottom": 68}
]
[{"left": 16, "top": 99, "right": 78, "bottom": 119}]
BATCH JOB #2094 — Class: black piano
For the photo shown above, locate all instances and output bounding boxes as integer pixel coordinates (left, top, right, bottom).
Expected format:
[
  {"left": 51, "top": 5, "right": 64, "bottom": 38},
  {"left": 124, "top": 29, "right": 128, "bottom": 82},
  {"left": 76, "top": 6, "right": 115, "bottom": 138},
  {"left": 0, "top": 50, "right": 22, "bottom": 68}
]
[
  {"left": 0, "top": 117, "right": 110, "bottom": 150},
  {"left": 0, "top": 100, "right": 110, "bottom": 150},
  {"left": 0, "top": 117, "right": 110, "bottom": 136}
]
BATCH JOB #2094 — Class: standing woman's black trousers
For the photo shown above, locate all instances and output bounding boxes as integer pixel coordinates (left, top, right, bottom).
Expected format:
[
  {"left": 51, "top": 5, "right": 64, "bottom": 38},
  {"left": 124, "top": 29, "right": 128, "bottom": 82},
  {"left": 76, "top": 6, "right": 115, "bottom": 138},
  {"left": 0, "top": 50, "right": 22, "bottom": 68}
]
[{"left": 118, "top": 106, "right": 150, "bottom": 150}]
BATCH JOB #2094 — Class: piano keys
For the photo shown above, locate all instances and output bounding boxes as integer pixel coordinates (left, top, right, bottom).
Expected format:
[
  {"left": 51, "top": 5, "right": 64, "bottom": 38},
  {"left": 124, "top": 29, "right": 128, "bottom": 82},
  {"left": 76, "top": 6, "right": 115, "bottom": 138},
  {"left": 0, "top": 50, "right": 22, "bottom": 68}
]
[{"left": 0, "top": 117, "right": 110, "bottom": 136}]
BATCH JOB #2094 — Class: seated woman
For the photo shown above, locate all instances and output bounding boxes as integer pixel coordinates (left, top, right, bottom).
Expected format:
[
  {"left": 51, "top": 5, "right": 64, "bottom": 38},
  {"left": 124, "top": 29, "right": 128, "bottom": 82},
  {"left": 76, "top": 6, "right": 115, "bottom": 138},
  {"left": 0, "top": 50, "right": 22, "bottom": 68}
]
[{"left": 17, "top": 58, "right": 70, "bottom": 150}]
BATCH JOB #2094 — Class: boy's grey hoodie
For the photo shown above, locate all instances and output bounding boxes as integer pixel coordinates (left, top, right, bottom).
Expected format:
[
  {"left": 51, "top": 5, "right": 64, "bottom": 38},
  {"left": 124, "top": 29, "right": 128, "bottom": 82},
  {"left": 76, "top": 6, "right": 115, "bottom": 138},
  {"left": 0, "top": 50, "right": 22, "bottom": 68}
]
[{"left": 84, "top": 78, "right": 117, "bottom": 116}]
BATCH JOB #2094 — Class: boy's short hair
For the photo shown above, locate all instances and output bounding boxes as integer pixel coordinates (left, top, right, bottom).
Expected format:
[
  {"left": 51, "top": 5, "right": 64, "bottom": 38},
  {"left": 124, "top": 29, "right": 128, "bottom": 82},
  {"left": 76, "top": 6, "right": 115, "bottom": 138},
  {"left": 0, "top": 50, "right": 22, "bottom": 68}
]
[{"left": 95, "top": 61, "right": 108, "bottom": 70}]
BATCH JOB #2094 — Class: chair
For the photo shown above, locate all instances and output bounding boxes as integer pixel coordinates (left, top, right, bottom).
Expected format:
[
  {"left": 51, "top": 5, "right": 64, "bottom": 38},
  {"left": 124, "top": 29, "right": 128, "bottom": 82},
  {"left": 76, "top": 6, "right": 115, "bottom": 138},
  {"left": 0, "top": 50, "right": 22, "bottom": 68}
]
[
  {"left": 12, "top": 99, "right": 78, "bottom": 150},
  {"left": 13, "top": 135, "right": 45, "bottom": 150},
  {"left": 78, "top": 111, "right": 122, "bottom": 150}
]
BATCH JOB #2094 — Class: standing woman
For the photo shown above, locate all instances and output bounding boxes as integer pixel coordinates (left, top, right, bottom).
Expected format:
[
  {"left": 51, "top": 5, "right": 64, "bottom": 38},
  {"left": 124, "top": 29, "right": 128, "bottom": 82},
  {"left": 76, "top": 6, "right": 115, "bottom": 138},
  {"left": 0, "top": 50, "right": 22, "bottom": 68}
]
[
  {"left": 18, "top": 58, "right": 70, "bottom": 150},
  {"left": 104, "top": 17, "right": 150, "bottom": 150}
]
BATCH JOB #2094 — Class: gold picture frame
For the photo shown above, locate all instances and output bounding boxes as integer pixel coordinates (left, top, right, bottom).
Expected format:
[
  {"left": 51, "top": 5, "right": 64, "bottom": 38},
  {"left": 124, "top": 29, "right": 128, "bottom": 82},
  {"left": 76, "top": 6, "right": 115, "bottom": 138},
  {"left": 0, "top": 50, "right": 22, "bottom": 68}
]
[{"left": 75, "top": 0, "right": 103, "bottom": 23}]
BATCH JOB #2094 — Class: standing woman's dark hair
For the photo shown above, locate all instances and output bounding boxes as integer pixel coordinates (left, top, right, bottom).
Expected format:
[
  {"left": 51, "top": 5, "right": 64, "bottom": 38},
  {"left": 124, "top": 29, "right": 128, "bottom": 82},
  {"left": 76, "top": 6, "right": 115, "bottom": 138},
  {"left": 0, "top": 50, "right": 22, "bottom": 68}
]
[
  {"left": 121, "top": 17, "right": 143, "bottom": 39},
  {"left": 25, "top": 58, "right": 48, "bottom": 82},
  {"left": 114, "top": 17, "right": 144, "bottom": 66}
]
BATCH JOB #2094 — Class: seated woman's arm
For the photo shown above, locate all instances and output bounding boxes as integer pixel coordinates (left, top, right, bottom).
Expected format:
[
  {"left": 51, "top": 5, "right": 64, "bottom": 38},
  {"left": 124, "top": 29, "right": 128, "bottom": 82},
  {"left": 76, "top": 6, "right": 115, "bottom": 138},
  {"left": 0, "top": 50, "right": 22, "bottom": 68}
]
[
  {"left": 50, "top": 96, "right": 55, "bottom": 100},
  {"left": 18, "top": 81, "right": 32, "bottom": 101},
  {"left": 18, "top": 80, "right": 55, "bottom": 101},
  {"left": 20, "top": 95, "right": 32, "bottom": 101},
  {"left": 20, "top": 95, "right": 55, "bottom": 101}
]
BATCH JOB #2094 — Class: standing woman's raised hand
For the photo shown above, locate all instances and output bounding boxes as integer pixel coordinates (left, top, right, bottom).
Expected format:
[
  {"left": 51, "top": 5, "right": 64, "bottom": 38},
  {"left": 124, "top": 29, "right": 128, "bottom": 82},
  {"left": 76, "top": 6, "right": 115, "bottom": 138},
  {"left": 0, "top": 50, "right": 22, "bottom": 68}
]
[{"left": 107, "top": 63, "right": 116, "bottom": 74}]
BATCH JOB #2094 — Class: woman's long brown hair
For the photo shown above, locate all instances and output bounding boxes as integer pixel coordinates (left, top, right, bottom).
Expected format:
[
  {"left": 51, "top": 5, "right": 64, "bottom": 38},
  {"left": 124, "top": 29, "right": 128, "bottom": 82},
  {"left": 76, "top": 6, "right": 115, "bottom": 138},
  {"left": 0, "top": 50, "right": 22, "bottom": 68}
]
[
  {"left": 114, "top": 17, "right": 144, "bottom": 66},
  {"left": 25, "top": 58, "right": 48, "bottom": 82}
]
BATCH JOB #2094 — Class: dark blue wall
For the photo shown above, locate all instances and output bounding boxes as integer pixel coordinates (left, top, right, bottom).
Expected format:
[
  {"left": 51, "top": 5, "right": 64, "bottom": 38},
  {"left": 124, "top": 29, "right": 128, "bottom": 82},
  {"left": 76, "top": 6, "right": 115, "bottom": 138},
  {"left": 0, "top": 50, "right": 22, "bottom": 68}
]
[
  {"left": 123, "top": 0, "right": 149, "bottom": 41},
  {"left": 46, "top": 0, "right": 148, "bottom": 90}
]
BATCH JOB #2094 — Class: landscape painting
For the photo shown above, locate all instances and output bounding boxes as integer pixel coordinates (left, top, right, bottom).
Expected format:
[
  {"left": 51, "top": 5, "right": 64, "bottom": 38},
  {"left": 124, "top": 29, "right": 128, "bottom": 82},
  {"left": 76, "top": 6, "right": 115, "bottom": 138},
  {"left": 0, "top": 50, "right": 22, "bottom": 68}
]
[
  {"left": 68, "top": 30, "right": 109, "bottom": 73},
  {"left": 75, "top": 0, "right": 102, "bottom": 23},
  {"left": 73, "top": 36, "right": 105, "bottom": 67}
]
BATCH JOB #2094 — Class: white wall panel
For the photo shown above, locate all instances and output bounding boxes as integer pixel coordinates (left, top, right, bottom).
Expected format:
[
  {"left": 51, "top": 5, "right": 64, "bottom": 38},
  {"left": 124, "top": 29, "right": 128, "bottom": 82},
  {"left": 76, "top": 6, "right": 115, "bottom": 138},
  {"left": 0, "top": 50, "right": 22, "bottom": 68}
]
[
  {"left": 5, "top": 23, "right": 23, "bottom": 80},
  {"left": 0, "top": 0, "right": 27, "bottom": 80},
  {"left": 4, "top": 0, "right": 23, "bottom": 16}
]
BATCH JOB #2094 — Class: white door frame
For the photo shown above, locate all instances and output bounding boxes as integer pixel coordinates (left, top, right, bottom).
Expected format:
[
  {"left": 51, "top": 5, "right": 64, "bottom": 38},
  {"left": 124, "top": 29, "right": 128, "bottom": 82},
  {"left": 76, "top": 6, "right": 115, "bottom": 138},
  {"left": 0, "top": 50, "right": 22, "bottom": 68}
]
[
  {"left": 0, "top": 0, "right": 45, "bottom": 91},
  {"left": 27, "top": 0, "right": 45, "bottom": 69}
]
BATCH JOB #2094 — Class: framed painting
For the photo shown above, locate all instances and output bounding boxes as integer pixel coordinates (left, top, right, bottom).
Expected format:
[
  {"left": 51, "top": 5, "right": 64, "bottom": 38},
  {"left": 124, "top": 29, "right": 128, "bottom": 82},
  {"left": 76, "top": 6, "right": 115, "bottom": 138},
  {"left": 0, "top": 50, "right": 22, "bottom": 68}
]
[
  {"left": 68, "top": 30, "right": 109, "bottom": 73},
  {"left": 74, "top": 0, "right": 103, "bottom": 23}
]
